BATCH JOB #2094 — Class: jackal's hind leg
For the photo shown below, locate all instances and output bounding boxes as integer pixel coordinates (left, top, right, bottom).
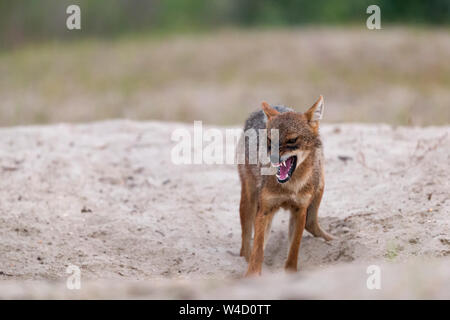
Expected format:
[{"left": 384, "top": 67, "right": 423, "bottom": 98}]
[{"left": 305, "top": 188, "right": 335, "bottom": 241}]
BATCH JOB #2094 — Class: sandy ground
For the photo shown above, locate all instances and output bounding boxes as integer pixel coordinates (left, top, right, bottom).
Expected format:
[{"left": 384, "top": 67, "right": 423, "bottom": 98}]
[{"left": 0, "top": 120, "right": 448, "bottom": 299}]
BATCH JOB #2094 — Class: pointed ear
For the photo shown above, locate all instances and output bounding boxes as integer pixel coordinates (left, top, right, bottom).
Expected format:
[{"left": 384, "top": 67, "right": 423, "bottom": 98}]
[
  {"left": 305, "top": 95, "right": 324, "bottom": 122},
  {"left": 261, "top": 101, "right": 279, "bottom": 120}
]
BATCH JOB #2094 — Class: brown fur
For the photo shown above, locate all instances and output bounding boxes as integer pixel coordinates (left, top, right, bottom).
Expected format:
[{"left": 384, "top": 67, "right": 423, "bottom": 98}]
[{"left": 237, "top": 96, "right": 334, "bottom": 276}]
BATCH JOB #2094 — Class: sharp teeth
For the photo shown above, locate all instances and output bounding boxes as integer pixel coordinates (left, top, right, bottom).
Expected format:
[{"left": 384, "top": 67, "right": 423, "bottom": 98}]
[
  {"left": 283, "top": 160, "right": 286, "bottom": 166},
  {"left": 276, "top": 174, "right": 280, "bottom": 179}
]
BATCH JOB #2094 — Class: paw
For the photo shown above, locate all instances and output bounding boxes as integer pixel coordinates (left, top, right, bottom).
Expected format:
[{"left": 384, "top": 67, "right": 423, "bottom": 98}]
[
  {"left": 284, "top": 263, "right": 298, "bottom": 273},
  {"left": 240, "top": 248, "right": 250, "bottom": 262},
  {"left": 322, "top": 232, "right": 336, "bottom": 241},
  {"left": 245, "top": 263, "right": 262, "bottom": 277},
  {"left": 245, "top": 269, "right": 261, "bottom": 277}
]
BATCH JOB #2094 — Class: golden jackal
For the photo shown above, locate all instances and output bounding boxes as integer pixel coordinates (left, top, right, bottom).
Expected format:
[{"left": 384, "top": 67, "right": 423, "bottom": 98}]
[{"left": 237, "top": 96, "right": 334, "bottom": 276}]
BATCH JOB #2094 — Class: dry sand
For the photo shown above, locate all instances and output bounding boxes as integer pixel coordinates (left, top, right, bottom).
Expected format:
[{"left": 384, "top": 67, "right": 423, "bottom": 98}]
[{"left": 0, "top": 120, "right": 448, "bottom": 299}]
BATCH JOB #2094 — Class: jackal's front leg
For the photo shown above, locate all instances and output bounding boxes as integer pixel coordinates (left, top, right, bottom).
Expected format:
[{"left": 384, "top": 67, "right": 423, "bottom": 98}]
[
  {"left": 285, "top": 207, "right": 307, "bottom": 272},
  {"left": 245, "top": 209, "right": 274, "bottom": 276}
]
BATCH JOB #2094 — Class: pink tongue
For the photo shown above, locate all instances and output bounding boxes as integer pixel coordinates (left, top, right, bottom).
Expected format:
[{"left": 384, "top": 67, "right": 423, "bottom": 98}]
[{"left": 279, "top": 157, "right": 292, "bottom": 179}]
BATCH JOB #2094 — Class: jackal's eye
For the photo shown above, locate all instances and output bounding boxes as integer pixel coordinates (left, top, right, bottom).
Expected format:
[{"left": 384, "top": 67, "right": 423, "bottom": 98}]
[{"left": 286, "top": 137, "right": 298, "bottom": 144}]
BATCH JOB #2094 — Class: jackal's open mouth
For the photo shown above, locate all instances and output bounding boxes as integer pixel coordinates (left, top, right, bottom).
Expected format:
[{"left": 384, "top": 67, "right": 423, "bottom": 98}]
[{"left": 271, "top": 156, "right": 297, "bottom": 183}]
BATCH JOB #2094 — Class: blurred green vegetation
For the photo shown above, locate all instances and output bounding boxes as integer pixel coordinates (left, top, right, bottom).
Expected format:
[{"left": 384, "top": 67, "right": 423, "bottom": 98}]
[
  {"left": 0, "top": 1, "right": 449, "bottom": 126},
  {"left": 1, "top": 0, "right": 449, "bottom": 48},
  {"left": 1, "top": 28, "right": 449, "bottom": 126}
]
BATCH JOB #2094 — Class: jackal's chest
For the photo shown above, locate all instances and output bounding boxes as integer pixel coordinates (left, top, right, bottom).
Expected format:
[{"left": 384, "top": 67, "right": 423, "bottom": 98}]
[
  {"left": 282, "top": 192, "right": 312, "bottom": 208},
  {"left": 264, "top": 191, "right": 312, "bottom": 209}
]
